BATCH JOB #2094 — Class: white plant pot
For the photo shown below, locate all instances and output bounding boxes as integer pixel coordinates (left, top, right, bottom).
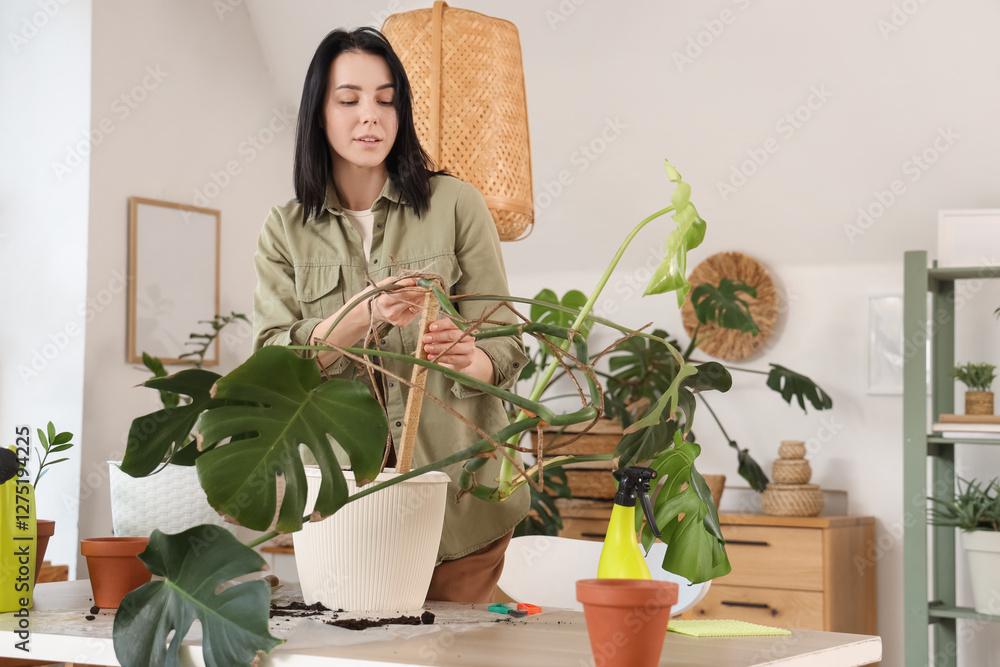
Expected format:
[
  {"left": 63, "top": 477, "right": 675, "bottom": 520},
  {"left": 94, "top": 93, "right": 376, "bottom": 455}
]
[
  {"left": 293, "top": 468, "right": 449, "bottom": 612},
  {"left": 108, "top": 461, "right": 233, "bottom": 537},
  {"left": 962, "top": 530, "right": 1000, "bottom": 615}
]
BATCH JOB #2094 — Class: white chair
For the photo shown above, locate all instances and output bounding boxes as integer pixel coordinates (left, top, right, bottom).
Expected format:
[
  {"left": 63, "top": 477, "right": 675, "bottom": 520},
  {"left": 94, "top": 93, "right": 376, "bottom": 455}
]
[{"left": 498, "top": 535, "right": 711, "bottom": 614}]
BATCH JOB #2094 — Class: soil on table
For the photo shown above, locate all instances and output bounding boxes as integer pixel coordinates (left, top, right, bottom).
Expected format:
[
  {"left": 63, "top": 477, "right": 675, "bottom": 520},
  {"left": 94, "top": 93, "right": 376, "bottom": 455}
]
[{"left": 269, "top": 601, "right": 436, "bottom": 630}]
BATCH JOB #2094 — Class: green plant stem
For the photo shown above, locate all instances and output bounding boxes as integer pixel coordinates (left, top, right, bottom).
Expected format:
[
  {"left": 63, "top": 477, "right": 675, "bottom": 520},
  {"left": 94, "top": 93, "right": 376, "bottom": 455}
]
[
  {"left": 497, "top": 205, "right": 675, "bottom": 494},
  {"left": 697, "top": 393, "right": 735, "bottom": 447}
]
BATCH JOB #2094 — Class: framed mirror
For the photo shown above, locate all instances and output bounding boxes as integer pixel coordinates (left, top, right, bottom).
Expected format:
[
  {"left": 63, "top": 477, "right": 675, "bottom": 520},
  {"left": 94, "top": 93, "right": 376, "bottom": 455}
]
[{"left": 127, "top": 197, "right": 220, "bottom": 365}]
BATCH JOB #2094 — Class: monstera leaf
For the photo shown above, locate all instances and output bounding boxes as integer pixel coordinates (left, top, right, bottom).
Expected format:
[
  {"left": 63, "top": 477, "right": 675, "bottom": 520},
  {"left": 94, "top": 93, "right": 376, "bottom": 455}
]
[
  {"left": 644, "top": 160, "right": 708, "bottom": 305},
  {"left": 690, "top": 278, "right": 759, "bottom": 334},
  {"left": 766, "top": 363, "right": 833, "bottom": 412},
  {"left": 194, "top": 345, "right": 387, "bottom": 533},
  {"left": 615, "top": 362, "right": 732, "bottom": 467},
  {"left": 639, "top": 437, "right": 731, "bottom": 584},
  {"left": 113, "top": 525, "right": 281, "bottom": 667},
  {"left": 122, "top": 369, "right": 224, "bottom": 477}
]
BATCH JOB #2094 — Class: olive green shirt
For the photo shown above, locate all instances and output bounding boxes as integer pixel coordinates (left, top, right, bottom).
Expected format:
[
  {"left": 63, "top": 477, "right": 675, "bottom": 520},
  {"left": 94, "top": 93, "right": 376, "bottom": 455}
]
[{"left": 253, "top": 175, "right": 530, "bottom": 561}]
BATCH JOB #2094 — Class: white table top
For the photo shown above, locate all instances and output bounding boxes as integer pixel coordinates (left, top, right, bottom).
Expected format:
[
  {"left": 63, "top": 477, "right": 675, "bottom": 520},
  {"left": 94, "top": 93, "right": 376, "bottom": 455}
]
[{"left": 0, "top": 580, "right": 881, "bottom": 667}]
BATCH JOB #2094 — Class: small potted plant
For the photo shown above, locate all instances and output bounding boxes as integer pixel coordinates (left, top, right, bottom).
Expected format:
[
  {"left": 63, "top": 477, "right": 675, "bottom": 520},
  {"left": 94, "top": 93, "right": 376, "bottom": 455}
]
[
  {"left": 951, "top": 362, "right": 996, "bottom": 416},
  {"left": 928, "top": 477, "right": 1000, "bottom": 614}
]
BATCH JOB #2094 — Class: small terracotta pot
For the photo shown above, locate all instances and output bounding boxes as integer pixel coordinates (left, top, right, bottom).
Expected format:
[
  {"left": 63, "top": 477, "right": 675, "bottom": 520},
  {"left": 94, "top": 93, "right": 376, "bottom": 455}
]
[
  {"left": 35, "top": 520, "right": 55, "bottom": 582},
  {"left": 81, "top": 537, "right": 152, "bottom": 608},
  {"left": 576, "top": 579, "right": 678, "bottom": 667}
]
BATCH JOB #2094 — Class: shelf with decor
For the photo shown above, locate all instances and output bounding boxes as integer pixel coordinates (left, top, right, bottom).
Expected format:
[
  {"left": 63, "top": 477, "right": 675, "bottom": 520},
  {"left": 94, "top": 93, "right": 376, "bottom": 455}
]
[{"left": 902, "top": 251, "right": 1000, "bottom": 666}]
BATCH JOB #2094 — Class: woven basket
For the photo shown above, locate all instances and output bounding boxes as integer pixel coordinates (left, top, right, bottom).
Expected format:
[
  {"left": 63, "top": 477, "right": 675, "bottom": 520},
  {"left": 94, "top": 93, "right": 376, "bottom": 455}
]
[
  {"left": 778, "top": 440, "right": 806, "bottom": 459},
  {"left": 965, "top": 391, "right": 995, "bottom": 416},
  {"left": 382, "top": 1, "right": 534, "bottom": 241},
  {"left": 681, "top": 252, "right": 777, "bottom": 361},
  {"left": 761, "top": 483, "right": 824, "bottom": 517},
  {"left": 108, "top": 461, "right": 236, "bottom": 537},
  {"left": 531, "top": 419, "right": 623, "bottom": 458},
  {"left": 771, "top": 459, "right": 812, "bottom": 485},
  {"left": 565, "top": 469, "right": 618, "bottom": 500}
]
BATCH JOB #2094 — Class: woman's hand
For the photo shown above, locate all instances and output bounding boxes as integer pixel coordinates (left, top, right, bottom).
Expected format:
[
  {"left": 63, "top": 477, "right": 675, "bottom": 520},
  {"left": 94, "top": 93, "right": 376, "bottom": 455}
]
[
  {"left": 371, "top": 277, "right": 423, "bottom": 327},
  {"left": 423, "top": 318, "right": 477, "bottom": 372}
]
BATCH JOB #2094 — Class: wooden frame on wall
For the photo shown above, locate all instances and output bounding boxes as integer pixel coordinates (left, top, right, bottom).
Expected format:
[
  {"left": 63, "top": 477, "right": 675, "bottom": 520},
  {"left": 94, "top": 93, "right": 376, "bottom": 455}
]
[{"left": 127, "top": 197, "right": 221, "bottom": 365}]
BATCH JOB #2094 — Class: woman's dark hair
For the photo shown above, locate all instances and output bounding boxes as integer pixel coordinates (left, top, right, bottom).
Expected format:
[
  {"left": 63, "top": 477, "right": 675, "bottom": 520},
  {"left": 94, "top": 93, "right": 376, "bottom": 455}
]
[{"left": 293, "top": 27, "right": 436, "bottom": 221}]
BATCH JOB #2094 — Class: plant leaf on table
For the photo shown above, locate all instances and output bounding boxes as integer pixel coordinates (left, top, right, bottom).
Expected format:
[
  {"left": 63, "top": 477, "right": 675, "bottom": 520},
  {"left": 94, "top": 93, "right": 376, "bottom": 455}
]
[
  {"left": 194, "top": 345, "right": 387, "bottom": 533},
  {"left": 113, "top": 525, "right": 281, "bottom": 667}
]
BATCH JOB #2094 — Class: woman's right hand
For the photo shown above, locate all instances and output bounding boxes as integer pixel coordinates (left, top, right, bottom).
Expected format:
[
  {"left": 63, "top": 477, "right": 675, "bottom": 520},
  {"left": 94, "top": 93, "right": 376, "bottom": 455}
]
[{"left": 370, "top": 277, "right": 424, "bottom": 327}]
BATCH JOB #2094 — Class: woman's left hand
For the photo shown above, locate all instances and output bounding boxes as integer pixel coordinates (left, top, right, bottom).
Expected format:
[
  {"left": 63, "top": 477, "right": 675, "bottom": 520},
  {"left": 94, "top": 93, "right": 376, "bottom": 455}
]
[{"left": 422, "top": 318, "right": 477, "bottom": 372}]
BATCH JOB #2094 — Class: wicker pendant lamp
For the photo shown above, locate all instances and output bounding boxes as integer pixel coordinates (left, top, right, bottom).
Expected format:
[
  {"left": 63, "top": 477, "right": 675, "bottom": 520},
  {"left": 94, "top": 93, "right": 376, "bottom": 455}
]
[{"left": 382, "top": 1, "right": 534, "bottom": 241}]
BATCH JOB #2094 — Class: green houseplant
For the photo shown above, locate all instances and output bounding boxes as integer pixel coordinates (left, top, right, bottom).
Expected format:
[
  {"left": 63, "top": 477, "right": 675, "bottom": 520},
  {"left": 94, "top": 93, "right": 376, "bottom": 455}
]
[
  {"left": 928, "top": 477, "right": 1000, "bottom": 614},
  {"left": 519, "top": 278, "right": 832, "bottom": 495},
  {"left": 112, "top": 160, "right": 735, "bottom": 666},
  {"left": 951, "top": 361, "right": 996, "bottom": 416}
]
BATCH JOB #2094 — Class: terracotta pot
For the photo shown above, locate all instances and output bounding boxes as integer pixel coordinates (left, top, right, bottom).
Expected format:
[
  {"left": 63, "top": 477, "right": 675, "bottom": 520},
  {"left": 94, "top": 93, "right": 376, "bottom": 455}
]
[
  {"left": 576, "top": 579, "right": 678, "bottom": 667},
  {"left": 80, "top": 537, "right": 152, "bottom": 609},
  {"left": 35, "top": 520, "right": 55, "bottom": 582}
]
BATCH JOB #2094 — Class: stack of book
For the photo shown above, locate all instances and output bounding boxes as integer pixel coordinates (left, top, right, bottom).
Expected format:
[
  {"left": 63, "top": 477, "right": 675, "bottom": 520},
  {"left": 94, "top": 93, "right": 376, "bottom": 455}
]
[{"left": 931, "top": 414, "right": 1000, "bottom": 438}]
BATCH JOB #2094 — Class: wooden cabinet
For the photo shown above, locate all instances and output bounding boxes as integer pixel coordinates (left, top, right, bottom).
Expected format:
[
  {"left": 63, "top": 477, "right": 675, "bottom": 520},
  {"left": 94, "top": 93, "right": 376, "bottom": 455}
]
[{"left": 691, "top": 513, "right": 877, "bottom": 635}]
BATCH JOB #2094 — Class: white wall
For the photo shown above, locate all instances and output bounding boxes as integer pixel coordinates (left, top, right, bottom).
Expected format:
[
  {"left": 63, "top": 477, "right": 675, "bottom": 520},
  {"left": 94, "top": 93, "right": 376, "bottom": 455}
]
[
  {"left": 79, "top": 0, "right": 292, "bottom": 567},
  {"left": 0, "top": 0, "right": 92, "bottom": 578},
  {"left": 9, "top": 0, "right": 1000, "bottom": 664},
  {"left": 244, "top": 2, "right": 1000, "bottom": 662}
]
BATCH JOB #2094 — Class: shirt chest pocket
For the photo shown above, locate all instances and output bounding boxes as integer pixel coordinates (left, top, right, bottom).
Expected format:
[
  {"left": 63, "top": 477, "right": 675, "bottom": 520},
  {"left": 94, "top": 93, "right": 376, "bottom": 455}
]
[
  {"left": 294, "top": 265, "right": 344, "bottom": 320},
  {"left": 398, "top": 254, "right": 463, "bottom": 354}
]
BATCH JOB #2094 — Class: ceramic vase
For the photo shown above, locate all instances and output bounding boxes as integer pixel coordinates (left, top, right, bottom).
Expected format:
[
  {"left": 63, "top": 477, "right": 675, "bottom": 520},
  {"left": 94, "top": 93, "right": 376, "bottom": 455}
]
[
  {"left": 576, "top": 578, "right": 679, "bottom": 667},
  {"left": 81, "top": 537, "right": 152, "bottom": 609},
  {"left": 962, "top": 530, "right": 1000, "bottom": 614},
  {"left": 35, "top": 519, "right": 55, "bottom": 582},
  {"left": 108, "top": 461, "right": 234, "bottom": 537},
  {"left": 293, "top": 468, "right": 449, "bottom": 611}
]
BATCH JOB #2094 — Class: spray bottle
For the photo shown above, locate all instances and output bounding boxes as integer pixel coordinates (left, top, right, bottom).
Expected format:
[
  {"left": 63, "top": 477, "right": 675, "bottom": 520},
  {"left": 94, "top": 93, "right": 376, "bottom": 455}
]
[{"left": 597, "top": 466, "right": 662, "bottom": 579}]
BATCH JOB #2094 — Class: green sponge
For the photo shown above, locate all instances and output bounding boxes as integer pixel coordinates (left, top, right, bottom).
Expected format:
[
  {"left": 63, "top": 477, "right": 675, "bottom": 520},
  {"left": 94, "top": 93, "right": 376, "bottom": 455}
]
[{"left": 667, "top": 619, "right": 792, "bottom": 637}]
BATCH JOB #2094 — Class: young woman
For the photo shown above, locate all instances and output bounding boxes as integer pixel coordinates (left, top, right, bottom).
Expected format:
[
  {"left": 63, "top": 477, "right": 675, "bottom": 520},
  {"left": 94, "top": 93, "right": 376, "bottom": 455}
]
[{"left": 252, "top": 27, "right": 529, "bottom": 603}]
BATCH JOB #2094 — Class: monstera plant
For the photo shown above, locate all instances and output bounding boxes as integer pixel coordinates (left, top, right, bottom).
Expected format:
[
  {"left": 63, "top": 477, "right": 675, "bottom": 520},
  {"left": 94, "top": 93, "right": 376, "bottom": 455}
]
[{"left": 112, "top": 160, "right": 734, "bottom": 667}]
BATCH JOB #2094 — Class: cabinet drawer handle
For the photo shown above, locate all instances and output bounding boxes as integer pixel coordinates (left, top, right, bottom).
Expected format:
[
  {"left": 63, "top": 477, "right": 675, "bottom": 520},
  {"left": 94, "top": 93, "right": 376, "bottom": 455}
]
[
  {"left": 726, "top": 539, "right": 770, "bottom": 547},
  {"left": 721, "top": 601, "right": 778, "bottom": 616},
  {"left": 581, "top": 532, "right": 607, "bottom": 539}
]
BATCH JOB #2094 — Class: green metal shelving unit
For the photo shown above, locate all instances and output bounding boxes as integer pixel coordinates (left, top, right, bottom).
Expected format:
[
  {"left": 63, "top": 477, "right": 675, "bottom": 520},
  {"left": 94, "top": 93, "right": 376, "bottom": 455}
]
[{"left": 903, "top": 250, "right": 1000, "bottom": 666}]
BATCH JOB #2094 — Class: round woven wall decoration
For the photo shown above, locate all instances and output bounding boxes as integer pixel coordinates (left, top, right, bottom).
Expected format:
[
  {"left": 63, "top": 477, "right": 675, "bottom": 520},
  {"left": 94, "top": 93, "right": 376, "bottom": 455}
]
[
  {"left": 382, "top": 2, "right": 534, "bottom": 241},
  {"left": 680, "top": 252, "right": 777, "bottom": 361}
]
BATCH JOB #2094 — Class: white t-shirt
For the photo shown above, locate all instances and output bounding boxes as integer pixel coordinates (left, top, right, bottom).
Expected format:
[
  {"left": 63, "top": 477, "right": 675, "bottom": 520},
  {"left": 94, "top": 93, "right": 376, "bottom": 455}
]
[{"left": 342, "top": 207, "right": 374, "bottom": 259}]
